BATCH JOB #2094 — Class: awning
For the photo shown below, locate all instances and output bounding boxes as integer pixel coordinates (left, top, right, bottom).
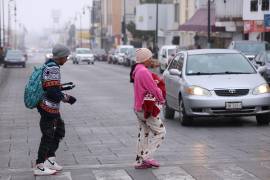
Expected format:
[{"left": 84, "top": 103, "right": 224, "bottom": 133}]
[{"left": 179, "top": 8, "right": 216, "bottom": 32}]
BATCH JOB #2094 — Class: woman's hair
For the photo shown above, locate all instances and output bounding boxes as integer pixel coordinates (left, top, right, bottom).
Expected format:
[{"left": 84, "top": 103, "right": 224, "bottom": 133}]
[{"left": 130, "top": 63, "right": 139, "bottom": 83}]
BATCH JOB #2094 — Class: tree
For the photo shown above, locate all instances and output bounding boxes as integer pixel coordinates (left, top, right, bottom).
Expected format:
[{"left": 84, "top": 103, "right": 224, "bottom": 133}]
[{"left": 126, "top": 21, "right": 155, "bottom": 43}]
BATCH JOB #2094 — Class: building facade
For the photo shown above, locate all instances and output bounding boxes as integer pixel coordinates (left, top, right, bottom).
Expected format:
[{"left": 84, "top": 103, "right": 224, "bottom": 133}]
[{"left": 243, "top": 0, "right": 270, "bottom": 42}]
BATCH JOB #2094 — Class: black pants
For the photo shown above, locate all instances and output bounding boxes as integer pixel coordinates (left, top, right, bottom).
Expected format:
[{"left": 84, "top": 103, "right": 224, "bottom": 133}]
[{"left": 36, "top": 115, "right": 65, "bottom": 164}]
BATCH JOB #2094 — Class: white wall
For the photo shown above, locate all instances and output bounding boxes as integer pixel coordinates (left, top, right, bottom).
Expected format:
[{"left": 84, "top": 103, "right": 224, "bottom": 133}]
[
  {"left": 215, "top": 0, "right": 243, "bottom": 19},
  {"left": 136, "top": 4, "right": 175, "bottom": 31},
  {"left": 243, "top": 0, "right": 270, "bottom": 20}
]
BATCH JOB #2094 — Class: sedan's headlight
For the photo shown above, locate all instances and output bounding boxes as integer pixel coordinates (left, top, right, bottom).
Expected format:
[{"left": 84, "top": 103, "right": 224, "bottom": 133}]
[
  {"left": 253, "top": 84, "right": 270, "bottom": 95},
  {"left": 185, "top": 86, "right": 211, "bottom": 96}
]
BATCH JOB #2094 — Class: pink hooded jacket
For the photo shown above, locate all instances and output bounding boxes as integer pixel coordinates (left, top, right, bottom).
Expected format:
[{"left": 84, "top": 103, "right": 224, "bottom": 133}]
[{"left": 132, "top": 64, "right": 165, "bottom": 112}]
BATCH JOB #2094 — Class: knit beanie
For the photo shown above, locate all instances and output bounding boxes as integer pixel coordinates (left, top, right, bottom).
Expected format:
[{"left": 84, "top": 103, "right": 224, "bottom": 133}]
[
  {"left": 52, "top": 44, "right": 70, "bottom": 59},
  {"left": 135, "top": 48, "right": 153, "bottom": 63}
]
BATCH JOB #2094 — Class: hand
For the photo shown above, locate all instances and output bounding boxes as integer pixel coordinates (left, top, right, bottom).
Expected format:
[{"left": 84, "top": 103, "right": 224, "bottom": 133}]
[
  {"left": 63, "top": 94, "right": 76, "bottom": 105},
  {"left": 68, "top": 95, "right": 76, "bottom": 105}
]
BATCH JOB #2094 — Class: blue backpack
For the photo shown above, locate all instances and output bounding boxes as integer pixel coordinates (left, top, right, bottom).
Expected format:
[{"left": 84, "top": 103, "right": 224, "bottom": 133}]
[{"left": 24, "top": 62, "right": 54, "bottom": 109}]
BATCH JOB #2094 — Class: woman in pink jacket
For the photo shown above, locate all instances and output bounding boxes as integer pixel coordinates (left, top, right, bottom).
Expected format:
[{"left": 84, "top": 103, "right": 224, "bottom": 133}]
[{"left": 130, "top": 48, "right": 166, "bottom": 169}]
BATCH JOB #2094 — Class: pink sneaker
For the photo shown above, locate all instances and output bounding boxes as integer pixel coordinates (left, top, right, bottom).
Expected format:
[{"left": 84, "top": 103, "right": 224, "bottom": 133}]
[
  {"left": 144, "top": 159, "right": 160, "bottom": 168},
  {"left": 134, "top": 161, "right": 152, "bottom": 169}
]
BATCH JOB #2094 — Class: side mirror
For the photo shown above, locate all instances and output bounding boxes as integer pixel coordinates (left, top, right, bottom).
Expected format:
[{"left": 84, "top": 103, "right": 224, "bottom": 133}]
[
  {"left": 169, "top": 69, "right": 182, "bottom": 77},
  {"left": 258, "top": 66, "right": 267, "bottom": 74}
]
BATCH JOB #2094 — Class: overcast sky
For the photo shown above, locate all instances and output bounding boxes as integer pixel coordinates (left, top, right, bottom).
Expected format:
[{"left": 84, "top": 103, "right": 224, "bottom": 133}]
[{"left": 15, "top": 0, "right": 92, "bottom": 33}]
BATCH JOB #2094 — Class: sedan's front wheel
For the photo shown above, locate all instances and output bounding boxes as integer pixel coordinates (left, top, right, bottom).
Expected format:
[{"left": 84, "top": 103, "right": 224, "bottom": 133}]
[
  {"left": 179, "top": 97, "right": 192, "bottom": 126},
  {"left": 256, "top": 114, "right": 270, "bottom": 126}
]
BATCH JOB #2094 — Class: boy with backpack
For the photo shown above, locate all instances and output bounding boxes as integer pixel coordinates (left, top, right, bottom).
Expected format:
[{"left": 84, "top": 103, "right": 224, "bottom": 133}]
[{"left": 32, "top": 44, "right": 76, "bottom": 176}]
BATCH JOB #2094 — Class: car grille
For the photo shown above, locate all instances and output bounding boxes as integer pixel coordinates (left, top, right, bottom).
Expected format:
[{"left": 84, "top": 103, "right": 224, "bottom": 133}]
[
  {"left": 211, "top": 107, "right": 256, "bottom": 114},
  {"left": 214, "top": 89, "right": 249, "bottom": 96}
]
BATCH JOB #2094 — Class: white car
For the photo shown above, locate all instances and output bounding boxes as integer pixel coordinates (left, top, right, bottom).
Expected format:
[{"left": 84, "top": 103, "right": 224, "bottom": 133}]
[
  {"left": 73, "top": 48, "right": 95, "bottom": 65},
  {"left": 114, "top": 45, "right": 135, "bottom": 65},
  {"left": 158, "top": 45, "right": 179, "bottom": 73}
]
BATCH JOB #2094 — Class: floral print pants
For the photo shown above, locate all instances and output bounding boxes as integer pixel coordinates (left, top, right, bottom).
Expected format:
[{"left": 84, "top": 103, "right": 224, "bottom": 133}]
[{"left": 135, "top": 111, "right": 166, "bottom": 164}]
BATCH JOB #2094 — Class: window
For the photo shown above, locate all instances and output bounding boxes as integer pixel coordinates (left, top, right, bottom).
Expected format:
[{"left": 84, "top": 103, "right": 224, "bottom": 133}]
[
  {"left": 262, "top": 0, "right": 269, "bottom": 11},
  {"left": 250, "top": 0, "right": 258, "bottom": 11}
]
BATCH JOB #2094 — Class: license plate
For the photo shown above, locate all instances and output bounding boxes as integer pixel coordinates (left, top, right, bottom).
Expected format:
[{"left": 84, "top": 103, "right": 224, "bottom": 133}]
[{"left": 225, "top": 102, "right": 242, "bottom": 110}]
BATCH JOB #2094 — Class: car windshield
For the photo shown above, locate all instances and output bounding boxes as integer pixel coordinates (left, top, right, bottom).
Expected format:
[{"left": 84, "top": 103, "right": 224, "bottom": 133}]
[
  {"left": 168, "top": 49, "right": 176, "bottom": 56},
  {"left": 235, "top": 43, "right": 265, "bottom": 54},
  {"left": 77, "top": 49, "right": 91, "bottom": 54},
  {"left": 6, "top": 50, "right": 23, "bottom": 58},
  {"left": 186, "top": 53, "right": 256, "bottom": 75},
  {"left": 120, "top": 48, "right": 131, "bottom": 54}
]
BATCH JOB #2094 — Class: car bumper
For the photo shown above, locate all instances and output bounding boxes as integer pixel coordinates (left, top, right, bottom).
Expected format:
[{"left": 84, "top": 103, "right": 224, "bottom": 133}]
[
  {"left": 183, "top": 93, "right": 270, "bottom": 117},
  {"left": 78, "top": 58, "right": 94, "bottom": 62},
  {"left": 4, "top": 61, "right": 25, "bottom": 65}
]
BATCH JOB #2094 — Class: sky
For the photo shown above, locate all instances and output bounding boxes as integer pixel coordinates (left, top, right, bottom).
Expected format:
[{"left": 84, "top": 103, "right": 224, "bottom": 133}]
[{"left": 15, "top": 0, "right": 92, "bottom": 34}]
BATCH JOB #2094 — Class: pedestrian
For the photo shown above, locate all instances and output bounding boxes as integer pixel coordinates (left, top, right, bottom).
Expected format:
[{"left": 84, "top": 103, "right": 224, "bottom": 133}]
[
  {"left": 33, "top": 44, "right": 77, "bottom": 176},
  {"left": 130, "top": 48, "right": 166, "bottom": 169}
]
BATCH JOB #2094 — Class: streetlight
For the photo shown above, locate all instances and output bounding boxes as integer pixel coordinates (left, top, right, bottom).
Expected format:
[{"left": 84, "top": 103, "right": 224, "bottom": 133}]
[
  {"left": 74, "top": 12, "right": 82, "bottom": 47},
  {"left": 8, "top": 0, "right": 16, "bottom": 48},
  {"left": 83, "top": 5, "right": 92, "bottom": 49}
]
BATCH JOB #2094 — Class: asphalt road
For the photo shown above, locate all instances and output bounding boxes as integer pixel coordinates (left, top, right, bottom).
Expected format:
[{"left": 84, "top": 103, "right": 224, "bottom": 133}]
[{"left": 1, "top": 54, "right": 270, "bottom": 180}]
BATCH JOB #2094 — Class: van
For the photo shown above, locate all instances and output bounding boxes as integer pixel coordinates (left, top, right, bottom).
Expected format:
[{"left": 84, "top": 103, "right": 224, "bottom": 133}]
[
  {"left": 158, "top": 45, "right": 179, "bottom": 73},
  {"left": 115, "top": 45, "right": 135, "bottom": 66}
]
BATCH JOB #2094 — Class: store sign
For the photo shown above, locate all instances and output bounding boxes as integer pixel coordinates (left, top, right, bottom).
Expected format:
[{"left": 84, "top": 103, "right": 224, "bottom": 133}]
[{"left": 244, "top": 20, "right": 270, "bottom": 33}]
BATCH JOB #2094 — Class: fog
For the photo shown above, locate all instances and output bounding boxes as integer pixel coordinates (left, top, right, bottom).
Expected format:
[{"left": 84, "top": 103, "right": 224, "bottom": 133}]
[{"left": 16, "top": 0, "right": 93, "bottom": 33}]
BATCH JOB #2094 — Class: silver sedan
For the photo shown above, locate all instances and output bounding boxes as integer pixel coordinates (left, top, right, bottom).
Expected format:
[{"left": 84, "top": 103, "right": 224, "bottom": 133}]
[{"left": 163, "top": 49, "right": 270, "bottom": 126}]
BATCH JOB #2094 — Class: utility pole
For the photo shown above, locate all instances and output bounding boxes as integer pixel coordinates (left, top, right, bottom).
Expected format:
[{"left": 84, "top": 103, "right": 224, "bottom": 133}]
[
  {"left": 2, "top": 0, "right": 5, "bottom": 47},
  {"left": 8, "top": 0, "right": 11, "bottom": 48},
  {"left": 80, "top": 13, "right": 82, "bottom": 47},
  {"left": 14, "top": 2, "right": 16, "bottom": 49},
  {"left": 0, "top": 0, "right": 2, "bottom": 47},
  {"left": 207, "top": 0, "right": 211, "bottom": 48},
  {"left": 154, "top": 0, "right": 159, "bottom": 58},
  {"left": 100, "top": 8, "right": 102, "bottom": 48},
  {"left": 122, "top": 0, "right": 127, "bottom": 45}
]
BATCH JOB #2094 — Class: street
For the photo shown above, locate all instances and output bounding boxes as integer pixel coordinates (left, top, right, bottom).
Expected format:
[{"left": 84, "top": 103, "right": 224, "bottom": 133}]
[{"left": 1, "top": 54, "right": 270, "bottom": 180}]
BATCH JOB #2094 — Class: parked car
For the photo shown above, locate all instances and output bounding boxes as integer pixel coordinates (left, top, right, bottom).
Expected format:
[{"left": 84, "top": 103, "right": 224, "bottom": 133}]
[
  {"left": 114, "top": 45, "right": 135, "bottom": 65},
  {"left": 4, "top": 49, "right": 26, "bottom": 68},
  {"left": 254, "top": 51, "right": 270, "bottom": 83},
  {"left": 73, "top": 48, "right": 94, "bottom": 64},
  {"left": 163, "top": 49, "right": 270, "bottom": 126},
  {"left": 158, "top": 45, "right": 179, "bottom": 73},
  {"left": 93, "top": 48, "right": 107, "bottom": 61},
  {"left": 228, "top": 40, "right": 270, "bottom": 61}
]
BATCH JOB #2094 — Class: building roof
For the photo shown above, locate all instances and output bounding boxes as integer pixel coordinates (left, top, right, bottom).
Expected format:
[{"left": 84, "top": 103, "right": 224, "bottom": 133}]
[{"left": 179, "top": 8, "right": 216, "bottom": 32}]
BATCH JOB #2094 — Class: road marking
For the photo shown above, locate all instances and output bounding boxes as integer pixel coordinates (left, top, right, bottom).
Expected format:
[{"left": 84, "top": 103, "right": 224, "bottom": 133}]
[
  {"left": 152, "top": 166, "right": 195, "bottom": 180},
  {"left": 93, "top": 169, "right": 132, "bottom": 180},
  {"left": 36, "top": 172, "right": 72, "bottom": 180},
  {"left": 205, "top": 164, "right": 259, "bottom": 180}
]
